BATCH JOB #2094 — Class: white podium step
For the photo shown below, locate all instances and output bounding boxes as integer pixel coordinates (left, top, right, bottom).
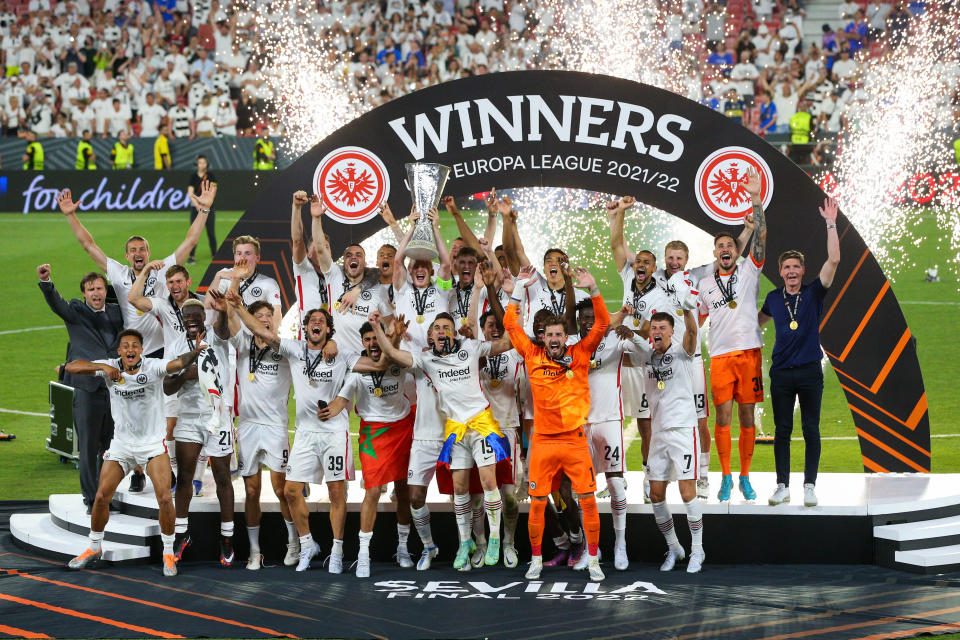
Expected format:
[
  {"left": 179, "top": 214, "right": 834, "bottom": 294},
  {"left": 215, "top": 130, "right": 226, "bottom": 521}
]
[
  {"left": 895, "top": 545, "right": 960, "bottom": 574},
  {"left": 48, "top": 494, "right": 159, "bottom": 546},
  {"left": 11, "top": 513, "right": 151, "bottom": 564},
  {"left": 875, "top": 515, "right": 960, "bottom": 543}
]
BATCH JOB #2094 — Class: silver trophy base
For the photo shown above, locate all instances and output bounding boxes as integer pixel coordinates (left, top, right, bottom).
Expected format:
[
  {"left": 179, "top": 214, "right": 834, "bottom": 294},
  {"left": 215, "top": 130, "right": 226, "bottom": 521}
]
[{"left": 405, "top": 245, "right": 439, "bottom": 262}]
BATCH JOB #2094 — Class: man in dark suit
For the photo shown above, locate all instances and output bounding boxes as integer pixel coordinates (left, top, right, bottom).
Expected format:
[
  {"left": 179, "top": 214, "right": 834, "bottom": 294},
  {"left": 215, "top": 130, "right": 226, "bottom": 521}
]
[{"left": 38, "top": 264, "right": 125, "bottom": 511}]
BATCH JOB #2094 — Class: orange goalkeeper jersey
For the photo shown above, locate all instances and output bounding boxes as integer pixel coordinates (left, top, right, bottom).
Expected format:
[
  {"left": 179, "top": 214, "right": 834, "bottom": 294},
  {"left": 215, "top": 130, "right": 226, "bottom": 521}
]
[{"left": 504, "top": 295, "right": 609, "bottom": 435}]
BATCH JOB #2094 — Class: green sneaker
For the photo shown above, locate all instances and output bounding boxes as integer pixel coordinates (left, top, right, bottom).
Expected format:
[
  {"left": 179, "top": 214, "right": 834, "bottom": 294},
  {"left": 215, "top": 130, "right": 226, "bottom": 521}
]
[
  {"left": 453, "top": 541, "right": 473, "bottom": 571},
  {"left": 484, "top": 537, "right": 501, "bottom": 566}
]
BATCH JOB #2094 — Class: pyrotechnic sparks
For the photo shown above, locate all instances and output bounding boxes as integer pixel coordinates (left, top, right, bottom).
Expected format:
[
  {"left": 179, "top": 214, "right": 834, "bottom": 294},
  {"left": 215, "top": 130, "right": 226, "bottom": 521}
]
[{"left": 826, "top": 9, "right": 960, "bottom": 281}]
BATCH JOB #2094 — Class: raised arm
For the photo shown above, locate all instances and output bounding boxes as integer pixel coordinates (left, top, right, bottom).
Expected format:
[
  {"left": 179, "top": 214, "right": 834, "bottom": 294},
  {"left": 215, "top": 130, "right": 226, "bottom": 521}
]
[
  {"left": 378, "top": 202, "right": 404, "bottom": 244},
  {"left": 681, "top": 309, "right": 698, "bottom": 356},
  {"left": 477, "top": 236, "right": 504, "bottom": 283},
  {"left": 818, "top": 197, "right": 840, "bottom": 287},
  {"left": 577, "top": 268, "right": 609, "bottom": 352},
  {"left": 482, "top": 190, "right": 498, "bottom": 245},
  {"left": 65, "top": 359, "right": 122, "bottom": 380},
  {"left": 744, "top": 167, "right": 767, "bottom": 264},
  {"left": 501, "top": 266, "right": 536, "bottom": 357},
  {"left": 207, "top": 289, "right": 240, "bottom": 339},
  {"left": 442, "top": 195, "right": 482, "bottom": 253},
  {"left": 165, "top": 342, "right": 205, "bottom": 373},
  {"left": 561, "top": 262, "right": 578, "bottom": 335},
  {"left": 430, "top": 207, "right": 451, "bottom": 281},
  {"left": 291, "top": 190, "right": 309, "bottom": 264},
  {"left": 393, "top": 212, "right": 416, "bottom": 289},
  {"left": 500, "top": 197, "right": 530, "bottom": 271},
  {"left": 369, "top": 311, "right": 413, "bottom": 368},
  {"left": 37, "top": 264, "right": 76, "bottom": 321},
  {"left": 465, "top": 266, "right": 483, "bottom": 338},
  {"left": 58, "top": 189, "right": 107, "bottom": 271},
  {"left": 128, "top": 259, "right": 165, "bottom": 312},
  {"left": 226, "top": 289, "right": 280, "bottom": 351},
  {"left": 174, "top": 177, "right": 214, "bottom": 265},
  {"left": 309, "top": 194, "right": 333, "bottom": 273},
  {"left": 608, "top": 196, "right": 635, "bottom": 272},
  {"left": 479, "top": 259, "right": 504, "bottom": 326}
]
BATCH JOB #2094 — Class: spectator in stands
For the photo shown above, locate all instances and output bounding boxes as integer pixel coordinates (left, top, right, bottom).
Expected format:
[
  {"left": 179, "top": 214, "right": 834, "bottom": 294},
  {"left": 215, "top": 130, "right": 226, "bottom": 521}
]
[
  {"left": 701, "top": 85, "right": 721, "bottom": 112},
  {"left": 75, "top": 128, "right": 96, "bottom": 169},
  {"left": 722, "top": 87, "right": 745, "bottom": 125},
  {"left": 50, "top": 111, "right": 71, "bottom": 137},
  {"left": 822, "top": 24, "right": 838, "bottom": 56},
  {"left": 235, "top": 89, "right": 258, "bottom": 136},
  {"left": 105, "top": 98, "right": 132, "bottom": 138},
  {"left": 779, "top": 14, "right": 802, "bottom": 58},
  {"left": 866, "top": 2, "right": 892, "bottom": 39},
  {"left": 753, "top": 24, "right": 774, "bottom": 69},
  {"left": 154, "top": 120, "right": 171, "bottom": 169},
  {"left": 831, "top": 46, "right": 858, "bottom": 85},
  {"left": 28, "top": 91, "right": 52, "bottom": 135},
  {"left": 214, "top": 93, "right": 237, "bottom": 136},
  {"left": 111, "top": 129, "right": 133, "bottom": 169},
  {"left": 843, "top": 9, "right": 869, "bottom": 54},
  {"left": 138, "top": 92, "right": 165, "bottom": 137},
  {"left": 194, "top": 92, "right": 216, "bottom": 137},
  {"left": 757, "top": 89, "right": 778, "bottom": 137},
  {"left": 703, "top": 2, "right": 726, "bottom": 50},
  {"left": 887, "top": 5, "right": 910, "bottom": 47},
  {"left": 730, "top": 50, "right": 759, "bottom": 102},
  {"left": 839, "top": 0, "right": 860, "bottom": 20},
  {"left": 707, "top": 42, "right": 734, "bottom": 78},
  {"left": 190, "top": 47, "right": 215, "bottom": 86},
  {"left": 169, "top": 95, "right": 195, "bottom": 140},
  {"left": 3, "top": 93, "right": 24, "bottom": 136}
]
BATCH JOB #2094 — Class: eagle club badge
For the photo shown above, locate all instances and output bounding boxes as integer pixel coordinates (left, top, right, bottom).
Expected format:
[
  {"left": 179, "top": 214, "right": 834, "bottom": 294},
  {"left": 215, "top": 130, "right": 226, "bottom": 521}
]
[
  {"left": 313, "top": 146, "right": 390, "bottom": 224},
  {"left": 695, "top": 146, "right": 773, "bottom": 225}
]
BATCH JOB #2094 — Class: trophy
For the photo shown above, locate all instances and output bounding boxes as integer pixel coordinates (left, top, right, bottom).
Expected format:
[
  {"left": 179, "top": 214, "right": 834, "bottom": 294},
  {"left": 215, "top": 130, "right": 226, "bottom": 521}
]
[{"left": 404, "top": 162, "right": 451, "bottom": 261}]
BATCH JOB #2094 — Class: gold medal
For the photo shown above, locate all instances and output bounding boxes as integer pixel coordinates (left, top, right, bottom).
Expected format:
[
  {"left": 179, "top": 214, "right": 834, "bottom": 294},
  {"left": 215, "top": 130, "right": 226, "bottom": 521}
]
[
  {"left": 728, "top": 300, "right": 738, "bottom": 309},
  {"left": 676, "top": 308, "right": 684, "bottom": 316},
  {"left": 789, "top": 320, "right": 799, "bottom": 330},
  {"left": 117, "top": 376, "right": 124, "bottom": 385},
  {"left": 461, "top": 318, "right": 469, "bottom": 326},
  {"left": 136, "top": 310, "right": 144, "bottom": 316},
  {"left": 248, "top": 372, "right": 255, "bottom": 381},
  {"left": 489, "top": 379, "right": 501, "bottom": 388},
  {"left": 333, "top": 301, "right": 341, "bottom": 311},
  {"left": 657, "top": 380, "right": 665, "bottom": 390},
  {"left": 321, "top": 303, "right": 329, "bottom": 311},
  {"left": 373, "top": 387, "right": 383, "bottom": 397},
  {"left": 416, "top": 315, "right": 424, "bottom": 324},
  {"left": 590, "top": 360, "right": 598, "bottom": 370},
  {"left": 633, "top": 317, "right": 640, "bottom": 327},
  {"left": 565, "top": 370, "right": 574, "bottom": 379}
]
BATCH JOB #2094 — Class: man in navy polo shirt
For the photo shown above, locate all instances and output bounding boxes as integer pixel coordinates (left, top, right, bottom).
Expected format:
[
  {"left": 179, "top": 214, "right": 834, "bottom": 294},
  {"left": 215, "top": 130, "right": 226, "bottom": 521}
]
[{"left": 759, "top": 197, "right": 840, "bottom": 508}]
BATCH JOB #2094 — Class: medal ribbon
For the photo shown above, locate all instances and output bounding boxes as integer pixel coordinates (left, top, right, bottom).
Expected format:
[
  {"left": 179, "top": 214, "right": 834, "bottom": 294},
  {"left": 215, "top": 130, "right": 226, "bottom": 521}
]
[
  {"left": 783, "top": 288, "right": 802, "bottom": 326},
  {"left": 318, "top": 273, "right": 328, "bottom": 305},
  {"left": 631, "top": 279, "right": 656, "bottom": 322},
  {"left": 456, "top": 284, "right": 472, "bottom": 320},
  {"left": 238, "top": 271, "right": 259, "bottom": 299},
  {"left": 548, "top": 287, "right": 566, "bottom": 316},
  {"left": 651, "top": 351, "right": 668, "bottom": 388},
  {"left": 132, "top": 269, "right": 157, "bottom": 297},
  {"left": 337, "top": 275, "right": 360, "bottom": 304},
  {"left": 714, "top": 268, "right": 737, "bottom": 306},
  {"left": 302, "top": 342, "right": 324, "bottom": 379},
  {"left": 487, "top": 353, "right": 504, "bottom": 381},
  {"left": 369, "top": 369, "right": 386, "bottom": 393},
  {"left": 249, "top": 336, "right": 270, "bottom": 377},
  {"left": 169, "top": 291, "right": 199, "bottom": 332},
  {"left": 413, "top": 285, "right": 430, "bottom": 318}
]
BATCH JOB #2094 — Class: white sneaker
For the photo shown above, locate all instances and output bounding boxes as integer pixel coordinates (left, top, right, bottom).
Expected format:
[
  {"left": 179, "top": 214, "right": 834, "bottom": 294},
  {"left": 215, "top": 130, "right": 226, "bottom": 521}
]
[
  {"left": 660, "top": 546, "right": 686, "bottom": 572},
  {"left": 614, "top": 541, "right": 628, "bottom": 570},
  {"left": 246, "top": 553, "right": 263, "bottom": 570},
  {"left": 396, "top": 545, "right": 414, "bottom": 568},
  {"left": 804, "top": 483, "right": 818, "bottom": 507},
  {"left": 769, "top": 483, "right": 791, "bottom": 506},
  {"left": 687, "top": 550, "right": 706, "bottom": 573},
  {"left": 525, "top": 556, "right": 543, "bottom": 580},
  {"left": 295, "top": 543, "right": 318, "bottom": 572},
  {"left": 696, "top": 477, "right": 710, "bottom": 501},
  {"left": 284, "top": 542, "right": 300, "bottom": 567},
  {"left": 327, "top": 551, "right": 344, "bottom": 574},
  {"left": 587, "top": 555, "right": 605, "bottom": 582},
  {"left": 573, "top": 546, "right": 597, "bottom": 570},
  {"left": 471, "top": 543, "right": 486, "bottom": 569},
  {"left": 356, "top": 552, "right": 371, "bottom": 578},
  {"left": 643, "top": 464, "right": 652, "bottom": 503},
  {"left": 417, "top": 545, "right": 438, "bottom": 571},
  {"left": 503, "top": 544, "right": 519, "bottom": 568}
]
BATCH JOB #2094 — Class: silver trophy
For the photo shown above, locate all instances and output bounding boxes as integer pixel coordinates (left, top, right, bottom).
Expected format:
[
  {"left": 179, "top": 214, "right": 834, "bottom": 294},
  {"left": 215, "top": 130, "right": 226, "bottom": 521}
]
[{"left": 404, "top": 162, "right": 451, "bottom": 261}]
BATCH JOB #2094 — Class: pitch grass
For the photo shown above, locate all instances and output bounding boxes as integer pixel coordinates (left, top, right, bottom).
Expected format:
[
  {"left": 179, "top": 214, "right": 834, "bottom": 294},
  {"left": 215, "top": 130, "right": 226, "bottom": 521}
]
[{"left": 0, "top": 208, "right": 956, "bottom": 500}]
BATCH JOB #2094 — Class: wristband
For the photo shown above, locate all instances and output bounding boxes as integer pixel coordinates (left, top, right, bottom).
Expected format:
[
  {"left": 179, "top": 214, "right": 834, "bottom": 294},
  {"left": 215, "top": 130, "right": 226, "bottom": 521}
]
[
  {"left": 826, "top": 223, "right": 836, "bottom": 229},
  {"left": 510, "top": 296, "right": 523, "bottom": 305},
  {"left": 199, "top": 208, "right": 211, "bottom": 214},
  {"left": 436, "top": 277, "right": 453, "bottom": 291}
]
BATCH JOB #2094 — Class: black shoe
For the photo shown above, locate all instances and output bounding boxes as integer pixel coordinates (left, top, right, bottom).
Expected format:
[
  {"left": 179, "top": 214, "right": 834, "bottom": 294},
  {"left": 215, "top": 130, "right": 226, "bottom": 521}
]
[
  {"left": 129, "top": 471, "right": 145, "bottom": 493},
  {"left": 173, "top": 532, "right": 191, "bottom": 561},
  {"left": 219, "top": 536, "right": 234, "bottom": 567},
  {"left": 187, "top": 256, "right": 196, "bottom": 264},
  {"left": 85, "top": 504, "right": 92, "bottom": 515}
]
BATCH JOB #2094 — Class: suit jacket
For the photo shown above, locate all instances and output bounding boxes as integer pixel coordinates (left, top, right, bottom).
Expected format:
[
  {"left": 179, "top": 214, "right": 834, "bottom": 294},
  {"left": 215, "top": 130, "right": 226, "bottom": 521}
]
[{"left": 39, "top": 280, "right": 124, "bottom": 393}]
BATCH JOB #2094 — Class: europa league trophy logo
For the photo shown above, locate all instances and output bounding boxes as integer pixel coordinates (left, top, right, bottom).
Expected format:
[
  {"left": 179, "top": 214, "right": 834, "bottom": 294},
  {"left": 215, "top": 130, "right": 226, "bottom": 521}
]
[{"left": 404, "top": 162, "right": 451, "bottom": 261}]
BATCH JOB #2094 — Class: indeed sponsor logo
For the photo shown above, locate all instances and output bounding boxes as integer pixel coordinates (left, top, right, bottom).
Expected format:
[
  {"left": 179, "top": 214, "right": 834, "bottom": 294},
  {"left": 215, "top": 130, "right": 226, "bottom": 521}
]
[{"left": 439, "top": 367, "right": 470, "bottom": 378}]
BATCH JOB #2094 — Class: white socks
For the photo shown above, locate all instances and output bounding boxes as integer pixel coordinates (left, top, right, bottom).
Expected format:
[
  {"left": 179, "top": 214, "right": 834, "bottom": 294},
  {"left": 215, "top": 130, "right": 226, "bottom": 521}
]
[
  {"left": 553, "top": 532, "right": 570, "bottom": 550},
  {"left": 299, "top": 533, "right": 314, "bottom": 550},
  {"left": 331, "top": 538, "right": 344, "bottom": 557},
  {"left": 161, "top": 532, "right": 174, "bottom": 556},
  {"left": 247, "top": 525, "right": 260, "bottom": 554},
  {"left": 411, "top": 505, "right": 434, "bottom": 547},
  {"left": 684, "top": 498, "right": 704, "bottom": 553},
  {"left": 608, "top": 476, "right": 627, "bottom": 543},
  {"left": 166, "top": 439, "right": 177, "bottom": 465},
  {"left": 175, "top": 517, "right": 188, "bottom": 534},
  {"left": 700, "top": 452, "right": 710, "bottom": 478},
  {"left": 483, "top": 488, "right": 503, "bottom": 541},
  {"left": 358, "top": 531, "right": 372, "bottom": 556},
  {"left": 284, "top": 519, "right": 297, "bottom": 544},
  {"left": 220, "top": 521, "right": 234, "bottom": 538},
  {"left": 653, "top": 501, "right": 680, "bottom": 549},
  {"left": 453, "top": 494, "right": 472, "bottom": 543},
  {"left": 397, "top": 523, "right": 410, "bottom": 549},
  {"left": 470, "top": 494, "right": 486, "bottom": 546},
  {"left": 88, "top": 529, "right": 104, "bottom": 552}
]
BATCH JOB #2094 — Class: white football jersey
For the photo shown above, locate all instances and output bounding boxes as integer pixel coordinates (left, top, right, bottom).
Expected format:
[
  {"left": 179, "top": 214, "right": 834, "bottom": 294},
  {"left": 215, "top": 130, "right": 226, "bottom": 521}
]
[
  {"left": 410, "top": 338, "right": 492, "bottom": 425},
  {"left": 648, "top": 266, "right": 707, "bottom": 357},
  {"left": 95, "top": 357, "right": 170, "bottom": 445},
  {"left": 524, "top": 275, "right": 589, "bottom": 333},
  {"left": 278, "top": 338, "right": 349, "bottom": 434},
  {"left": 479, "top": 348, "right": 524, "bottom": 429},
  {"left": 574, "top": 331, "right": 637, "bottom": 424},
  {"left": 478, "top": 285, "right": 510, "bottom": 318},
  {"left": 293, "top": 256, "right": 328, "bottom": 326},
  {"left": 106, "top": 252, "right": 175, "bottom": 354},
  {"left": 149, "top": 294, "right": 200, "bottom": 356},
  {"left": 338, "top": 362, "right": 410, "bottom": 423},
  {"left": 653, "top": 263, "right": 713, "bottom": 289},
  {"left": 394, "top": 280, "right": 449, "bottom": 349},
  {"left": 696, "top": 256, "right": 764, "bottom": 357},
  {"left": 175, "top": 327, "right": 231, "bottom": 419},
  {"left": 217, "top": 269, "right": 283, "bottom": 310},
  {"left": 228, "top": 328, "right": 291, "bottom": 427},
  {"left": 323, "top": 263, "right": 393, "bottom": 357},
  {"left": 411, "top": 366, "right": 445, "bottom": 440},
  {"left": 619, "top": 264, "right": 674, "bottom": 326},
  {"left": 633, "top": 339, "right": 698, "bottom": 431}
]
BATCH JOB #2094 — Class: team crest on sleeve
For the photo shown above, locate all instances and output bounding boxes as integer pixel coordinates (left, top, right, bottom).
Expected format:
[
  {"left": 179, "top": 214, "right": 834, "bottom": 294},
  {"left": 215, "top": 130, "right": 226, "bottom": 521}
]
[
  {"left": 695, "top": 146, "right": 773, "bottom": 225},
  {"left": 251, "top": 286, "right": 263, "bottom": 298},
  {"left": 313, "top": 146, "right": 390, "bottom": 224},
  {"left": 136, "top": 373, "right": 147, "bottom": 384}
]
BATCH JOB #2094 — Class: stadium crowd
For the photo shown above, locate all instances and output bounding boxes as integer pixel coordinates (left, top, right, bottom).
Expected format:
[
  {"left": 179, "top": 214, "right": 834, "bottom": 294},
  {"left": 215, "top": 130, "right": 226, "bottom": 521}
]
[{"left": 0, "top": 0, "right": 948, "bottom": 162}]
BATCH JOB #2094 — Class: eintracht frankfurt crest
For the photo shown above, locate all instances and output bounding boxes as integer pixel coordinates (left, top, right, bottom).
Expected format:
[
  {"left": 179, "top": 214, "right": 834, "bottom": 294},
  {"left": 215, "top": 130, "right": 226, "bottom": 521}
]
[
  {"left": 695, "top": 146, "right": 773, "bottom": 225},
  {"left": 314, "top": 146, "right": 390, "bottom": 224}
]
